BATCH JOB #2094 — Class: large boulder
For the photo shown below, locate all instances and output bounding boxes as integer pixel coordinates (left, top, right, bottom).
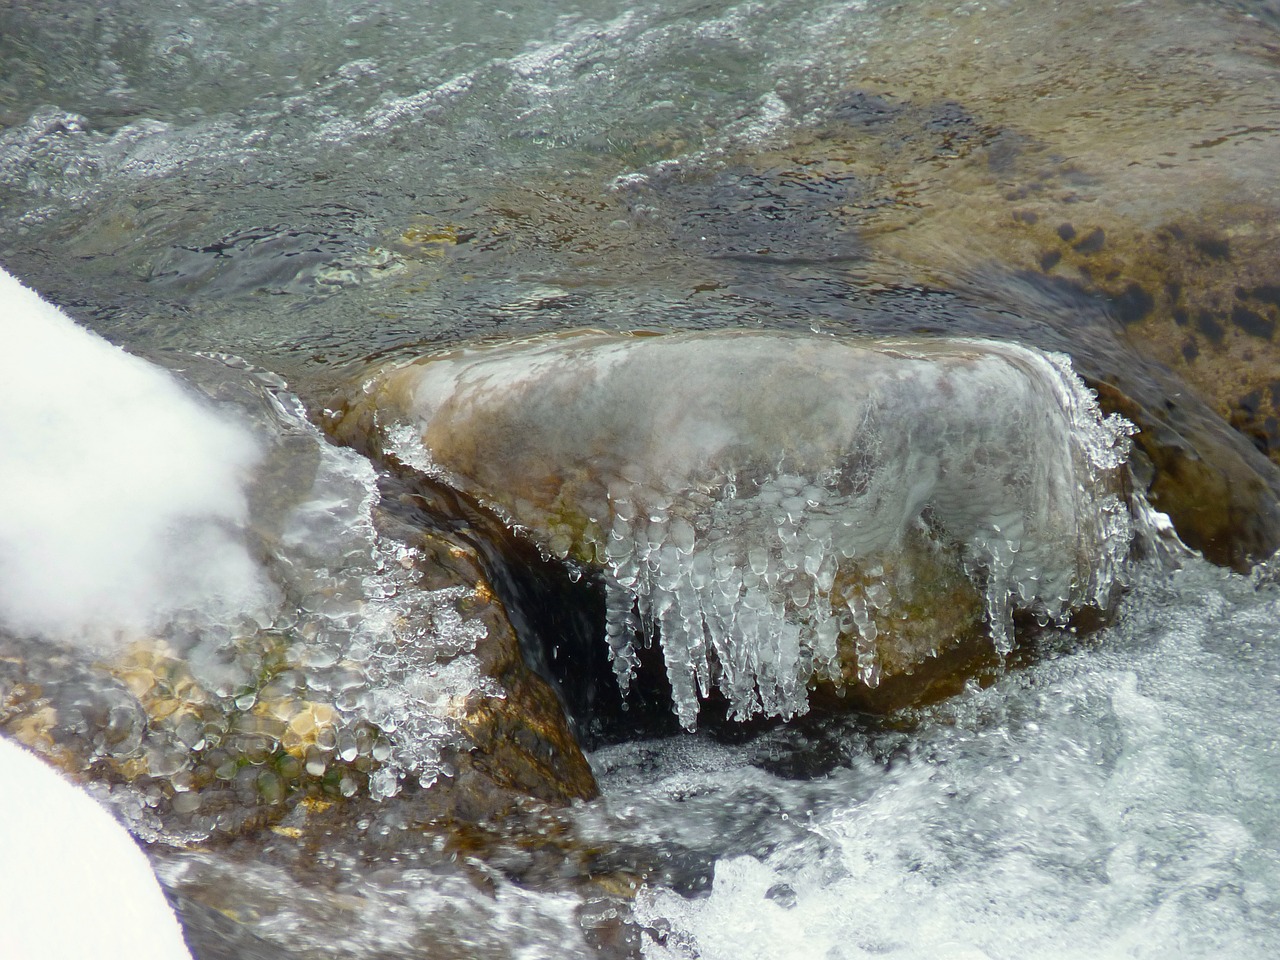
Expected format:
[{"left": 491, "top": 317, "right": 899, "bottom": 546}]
[
  {"left": 646, "top": 0, "right": 1280, "bottom": 566},
  {"left": 333, "top": 330, "right": 1137, "bottom": 727}
]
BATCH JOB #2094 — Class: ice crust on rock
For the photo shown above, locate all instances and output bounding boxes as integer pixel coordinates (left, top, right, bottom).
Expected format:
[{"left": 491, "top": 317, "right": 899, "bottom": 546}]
[
  {"left": 1, "top": 353, "right": 495, "bottom": 835},
  {"left": 368, "top": 331, "right": 1136, "bottom": 728},
  {"left": 241, "top": 394, "right": 494, "bottom": 801},
  {"left": 141, "top": 371, "right": 498, "bottom": 819},
  {"left": 0, "top": 267, "right": 495, "bottom": 832}
]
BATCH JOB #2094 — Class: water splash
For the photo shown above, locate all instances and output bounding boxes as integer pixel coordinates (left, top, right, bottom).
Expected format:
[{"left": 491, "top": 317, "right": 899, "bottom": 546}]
[
  {"left": 360, "top": 330, "right": 1137, "bottom": 727},
  {"left": 625, "top": 558, "right": 1280, "bottom": 960}
]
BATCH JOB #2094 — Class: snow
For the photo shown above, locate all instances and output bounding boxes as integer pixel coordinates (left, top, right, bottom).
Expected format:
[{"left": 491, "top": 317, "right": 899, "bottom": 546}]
[
  {"left": 0, "top": 735, "right": 192, "bottom": 959},
  {"left": 0, "top": 265, "right": 266, "bottom": 648}
]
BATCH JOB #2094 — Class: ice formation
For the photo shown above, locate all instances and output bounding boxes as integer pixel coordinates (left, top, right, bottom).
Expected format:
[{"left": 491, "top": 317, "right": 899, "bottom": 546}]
[
  {"left": 0, "top": 734, "right": 193, "bottom": 960},
  {"left": 0, "top": 265, "right": 495, "bottom": 831},
  {"left": 364, "top": 330, "right": 1135, "bottom": 727},
  {"left": 0, "top": 360, "right": 495, "bottom": 834},
  {"left": 120, "top": 375, "right": 496, "bottom": 831}
]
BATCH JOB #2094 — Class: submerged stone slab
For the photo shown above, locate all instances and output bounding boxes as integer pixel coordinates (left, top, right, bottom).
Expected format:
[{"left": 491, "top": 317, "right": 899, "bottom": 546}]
[
  {"left": 695, "top": 1, "right": 1280, "bottom": 565},
  {"left": 342, "top": 331, "right": 1136, "bottom": 727}
]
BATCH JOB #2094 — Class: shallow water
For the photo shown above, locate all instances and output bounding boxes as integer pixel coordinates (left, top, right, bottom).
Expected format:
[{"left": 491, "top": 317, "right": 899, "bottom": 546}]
[
  {"left": 8, "top": 0, "right": 1272, "bottom": 387},
  {"left": 2, "top": 0, "right": 891, "bottom": 377},
  {"left": 145, "top": 558, "right": 1280, "bottom": 959},
  {"left": 3, "top": 0, "right": 1280, "bottom": 957}
]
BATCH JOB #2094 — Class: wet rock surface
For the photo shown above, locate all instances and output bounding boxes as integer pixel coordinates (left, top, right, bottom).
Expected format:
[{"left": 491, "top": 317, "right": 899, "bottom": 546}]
[
  {"left": 335, "top": 330, "right": 1137, "bottom": 728},
  {"left": 0, "top": 351, "right": 597, "bottom": 913},
  {"left": 1, "top": 354, "right": 602, "bottom": 953}
]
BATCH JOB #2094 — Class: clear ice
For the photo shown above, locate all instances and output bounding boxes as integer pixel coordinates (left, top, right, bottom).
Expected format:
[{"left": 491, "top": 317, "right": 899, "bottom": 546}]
[
  {"left": 1, "top": 268, "right": 500, "bottom": 836},
  {"left": 370, "top": 331, "right": 1136, "bottom": 728}
]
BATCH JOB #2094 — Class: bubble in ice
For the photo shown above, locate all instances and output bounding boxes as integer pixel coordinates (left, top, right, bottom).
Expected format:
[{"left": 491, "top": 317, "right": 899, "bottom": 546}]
[{"left": 356, "top": 331, "right": 1136, "bottom": 727}]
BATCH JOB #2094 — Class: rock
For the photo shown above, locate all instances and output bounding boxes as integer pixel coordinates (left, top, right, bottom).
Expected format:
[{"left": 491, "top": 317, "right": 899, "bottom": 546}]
[
  {"left": 367, "top": 481, "right": 599, "bottom": 807},
  {"left": 0, "top": 488, "right": 597, "bottom": 842},
  {"left": 651, "top": 0, "right": 1280, "bottom": 565},
  {"left": 334, "top": 330, "right": 1137, "bottom": 727}
]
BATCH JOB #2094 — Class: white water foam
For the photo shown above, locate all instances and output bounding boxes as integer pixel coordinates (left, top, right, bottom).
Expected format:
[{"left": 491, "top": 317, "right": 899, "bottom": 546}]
[{"left": 627, "top": 559, "right": 1280, "bottom": 960}]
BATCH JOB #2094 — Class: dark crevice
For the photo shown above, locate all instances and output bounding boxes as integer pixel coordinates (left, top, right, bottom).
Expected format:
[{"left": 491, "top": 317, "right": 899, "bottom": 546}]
[{"left": 372, "top": 456, "right": 682, "bottom": 750}]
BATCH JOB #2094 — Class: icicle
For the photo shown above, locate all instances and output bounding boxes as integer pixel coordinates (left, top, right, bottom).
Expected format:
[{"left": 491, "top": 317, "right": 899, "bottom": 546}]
[{"left": 372, "top": 331, "right": 1140, "bottom": 725}]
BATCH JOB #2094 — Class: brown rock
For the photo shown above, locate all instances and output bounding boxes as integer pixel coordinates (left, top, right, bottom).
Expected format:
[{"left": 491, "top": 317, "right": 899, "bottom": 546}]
[
  {"left": 676, "top": 1, "right": 1280, "bottom": 567},
  {"left": 332, "top": 330, "right": 1136, "bottom": 727}
]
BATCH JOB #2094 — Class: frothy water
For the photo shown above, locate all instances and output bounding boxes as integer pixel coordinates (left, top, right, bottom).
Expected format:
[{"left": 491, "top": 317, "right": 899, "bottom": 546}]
[
  {"left": 2, "top": 0, "right": 1280, "bottom": 957},
  {"left": 619, "top": 561, "right": 1280, "bottom": 959},
  {"left": 146, "top": 559, "right": 1280, "bottom": 960}
]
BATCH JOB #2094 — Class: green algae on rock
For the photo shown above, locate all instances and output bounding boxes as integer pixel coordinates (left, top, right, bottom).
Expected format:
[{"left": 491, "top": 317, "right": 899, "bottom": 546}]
[{"left": 338, "top": 330, "right": 1138, "bottom": 728}]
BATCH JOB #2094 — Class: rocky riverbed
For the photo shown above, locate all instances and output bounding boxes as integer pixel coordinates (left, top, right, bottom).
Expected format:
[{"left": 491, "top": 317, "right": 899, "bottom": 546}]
[{"left": 3, "top": 1, "right": 1280, "bottom": 957}]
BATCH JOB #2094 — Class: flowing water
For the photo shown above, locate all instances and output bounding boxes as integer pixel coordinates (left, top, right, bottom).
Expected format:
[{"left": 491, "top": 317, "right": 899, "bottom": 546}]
[{"left": 3, "top": 1, "right": 1280, "bottom": 957}]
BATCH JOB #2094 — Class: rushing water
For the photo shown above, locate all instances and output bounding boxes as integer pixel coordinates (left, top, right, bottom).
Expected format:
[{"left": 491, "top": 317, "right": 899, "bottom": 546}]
[
  {"left": 624, "top": 563, "right": 1280, "bottom": 959},
  {"left": 3, "top": 1, "right": 1280, "bottom": 958},
  {"left": 139, "top": 559, "right": 1280, "bottom": 960}
]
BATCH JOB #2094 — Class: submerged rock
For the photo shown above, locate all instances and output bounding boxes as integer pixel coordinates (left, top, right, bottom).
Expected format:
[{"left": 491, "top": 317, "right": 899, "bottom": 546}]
[
  {"left": 658, "top": 0, "right": 1280, "bottom": 565},
  {"left": 337, "top": 330, "right": 1137, "bottom": 728}
]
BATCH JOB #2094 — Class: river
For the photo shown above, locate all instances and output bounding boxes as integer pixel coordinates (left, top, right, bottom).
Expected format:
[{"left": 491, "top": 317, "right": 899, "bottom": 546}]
[{"left": 2, "top": 1, "right": 1280, "bottom": 957}]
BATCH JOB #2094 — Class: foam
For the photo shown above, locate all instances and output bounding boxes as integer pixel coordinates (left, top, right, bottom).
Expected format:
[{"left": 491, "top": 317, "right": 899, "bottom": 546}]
[{"left": 627, "top": 558, "right": 1280, "bottom": 960}]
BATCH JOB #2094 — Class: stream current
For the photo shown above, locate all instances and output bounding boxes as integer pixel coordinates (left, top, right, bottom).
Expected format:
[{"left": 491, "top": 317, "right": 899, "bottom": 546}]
[{"left": 3, "top": 1, "right": 1280, "bottom": 957}]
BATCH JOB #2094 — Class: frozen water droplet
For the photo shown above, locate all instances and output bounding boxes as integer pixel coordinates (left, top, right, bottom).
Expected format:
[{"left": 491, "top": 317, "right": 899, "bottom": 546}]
[{"left": 305, "top": 747, "right": 327, "bottom": 777}]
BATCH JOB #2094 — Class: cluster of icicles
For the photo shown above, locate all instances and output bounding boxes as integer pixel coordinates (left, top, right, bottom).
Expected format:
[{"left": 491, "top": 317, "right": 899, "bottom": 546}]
[{"left": 367, "top": 330, "right": 1137, "bottom": 728}]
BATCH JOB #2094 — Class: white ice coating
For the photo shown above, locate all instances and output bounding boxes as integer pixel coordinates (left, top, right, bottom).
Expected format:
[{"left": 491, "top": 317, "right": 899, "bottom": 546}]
[
  {"left": 246, "top": 397, "right": 493, "bottom": 799},
  {"left": 0, "top": 266, "right": 267, "bottom": 646},
  {"left": 371, "top": 330, "right": 1135, "bottom": 727}
]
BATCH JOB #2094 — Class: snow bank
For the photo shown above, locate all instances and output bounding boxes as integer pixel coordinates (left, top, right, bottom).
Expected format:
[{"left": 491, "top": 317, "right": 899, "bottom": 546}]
[
  {"left": 0, "top": 266, "right": 266, "bottom": 647},
  {"left": 0, "top": 735, "right": 192, "bottom": 959}
]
